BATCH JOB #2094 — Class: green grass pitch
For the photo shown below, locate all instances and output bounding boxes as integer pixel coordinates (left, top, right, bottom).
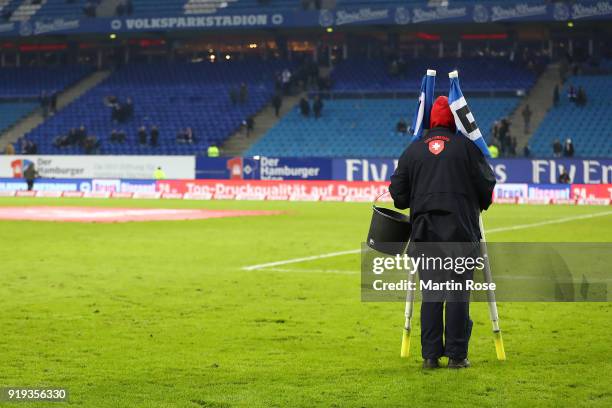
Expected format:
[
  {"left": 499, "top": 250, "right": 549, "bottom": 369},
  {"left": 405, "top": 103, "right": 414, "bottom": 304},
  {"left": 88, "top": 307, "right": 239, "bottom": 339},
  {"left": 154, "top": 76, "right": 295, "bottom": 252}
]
[{"left": 0, "top": 198, "right": 610, "bottom": 407}]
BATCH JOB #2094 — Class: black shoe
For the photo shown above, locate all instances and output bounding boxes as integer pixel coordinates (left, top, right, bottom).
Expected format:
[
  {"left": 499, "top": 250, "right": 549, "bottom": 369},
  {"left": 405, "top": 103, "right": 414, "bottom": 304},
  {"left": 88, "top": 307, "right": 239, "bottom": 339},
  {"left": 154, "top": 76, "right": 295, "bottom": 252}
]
[
  {"left": 422, "top": 358, "right": 440, "bottom": 369},
  {"left": 448, "top": 358, "right": 471, "bottom": 369}
]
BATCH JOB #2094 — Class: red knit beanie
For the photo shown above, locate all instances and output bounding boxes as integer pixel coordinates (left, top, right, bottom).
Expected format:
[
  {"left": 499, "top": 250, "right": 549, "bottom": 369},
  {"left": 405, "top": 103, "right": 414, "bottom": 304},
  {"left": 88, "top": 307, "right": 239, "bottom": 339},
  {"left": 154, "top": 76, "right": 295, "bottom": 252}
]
[{"left": 430, "top": 96, "right": 456, "bottom": 131}]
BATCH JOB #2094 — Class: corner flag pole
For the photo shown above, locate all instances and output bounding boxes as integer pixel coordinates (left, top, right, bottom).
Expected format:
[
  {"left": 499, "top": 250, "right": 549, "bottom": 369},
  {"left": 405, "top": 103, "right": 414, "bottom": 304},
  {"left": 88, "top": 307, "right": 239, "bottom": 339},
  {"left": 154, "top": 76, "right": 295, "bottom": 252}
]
[
  {"left": 400, "top": 248, "right": 416, "bottom": 358},
  {"left": 479, "top": 214, "right": 507, "bottom": 361}
]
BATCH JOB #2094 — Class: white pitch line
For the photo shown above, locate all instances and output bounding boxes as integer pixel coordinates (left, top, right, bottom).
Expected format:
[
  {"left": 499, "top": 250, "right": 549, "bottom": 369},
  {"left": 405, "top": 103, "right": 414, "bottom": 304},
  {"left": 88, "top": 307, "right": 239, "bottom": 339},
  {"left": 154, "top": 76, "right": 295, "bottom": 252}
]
[
  {"left": 485, "top": 209, "right": 612, "bottom": 234},
  {"left": 260, "top": 267, "right": 357, "bottom": 275},
  {"left": 242, "top": 209, "right": 612, "bottom": 271},
  {"left": 242, "top": 249, "right": 360, "bottom": 271}
]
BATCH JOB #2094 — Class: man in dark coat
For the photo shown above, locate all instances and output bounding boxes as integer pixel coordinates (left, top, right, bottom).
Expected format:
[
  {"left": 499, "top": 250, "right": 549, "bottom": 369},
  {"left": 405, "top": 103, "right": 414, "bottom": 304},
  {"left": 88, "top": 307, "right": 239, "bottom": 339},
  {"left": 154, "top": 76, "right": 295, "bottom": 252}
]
[
  {"left": 150, "top": 126, "right": 159, "bottom": 147},
  {"left": 272, "top": 93, "right": 282, "bottom": 117},
  {"left": 138, "top": 126, "right": 147, "bottom": 145},
  {"left": 312, "top": 96, "right": 323, "bottom": 119},
  {"left": 24, "top": 163, "right": 39, "bottom": 191},
  {"left": 389, "top": 96, "right": 496, "bottom": 369},
  {"left": 299, "top": 97, "right": 310, "bottom": 117}
]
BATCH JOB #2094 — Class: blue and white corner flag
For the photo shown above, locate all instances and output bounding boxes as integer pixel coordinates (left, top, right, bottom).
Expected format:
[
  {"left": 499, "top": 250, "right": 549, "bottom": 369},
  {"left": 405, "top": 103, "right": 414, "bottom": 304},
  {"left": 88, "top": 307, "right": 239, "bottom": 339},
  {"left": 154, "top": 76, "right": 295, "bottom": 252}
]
[
  {"left": 448, "top": 70, "right": 491, "bottom": 158},
  {"left": 409, "top": 69, "right": 436, "bottom": 144}
]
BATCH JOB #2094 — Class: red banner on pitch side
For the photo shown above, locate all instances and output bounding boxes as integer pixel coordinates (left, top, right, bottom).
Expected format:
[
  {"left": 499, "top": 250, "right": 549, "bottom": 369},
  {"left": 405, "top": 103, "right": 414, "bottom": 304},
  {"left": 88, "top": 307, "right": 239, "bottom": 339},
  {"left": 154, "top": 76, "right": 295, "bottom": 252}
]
[
  {"left": 156, "top": 179, "right": 390, "bottom": 201},
  {"left": 571, "top": 184, "right": 612, "bottom": 200}
]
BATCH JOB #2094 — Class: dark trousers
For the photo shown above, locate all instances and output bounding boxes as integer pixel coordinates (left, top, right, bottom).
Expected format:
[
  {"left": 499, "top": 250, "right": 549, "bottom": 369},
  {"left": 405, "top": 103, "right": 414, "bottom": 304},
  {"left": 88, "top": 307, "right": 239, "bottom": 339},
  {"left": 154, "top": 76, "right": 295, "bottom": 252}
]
[
  {"left": 409, "top": 213, "right": 479, "bottom": 360},
  {"left": 26, "top": 179, "right": 34, "bottom": 191},
  {"left": 415, "top": 246, "right": 474, "bottom": 360},
  {"left": 420, "top": 293, "right": 473, "bottom": 360}
]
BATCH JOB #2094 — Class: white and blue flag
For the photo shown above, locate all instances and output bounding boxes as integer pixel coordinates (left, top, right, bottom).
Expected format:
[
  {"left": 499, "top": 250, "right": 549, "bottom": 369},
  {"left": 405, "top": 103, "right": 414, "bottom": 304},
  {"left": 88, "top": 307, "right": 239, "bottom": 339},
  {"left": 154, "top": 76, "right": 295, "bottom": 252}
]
[
  {"left": 409, "top": 69, "right": 436, "bottom": 143},
  {"left": 448, "top": 70, "right": 491, "bottom": 158}
]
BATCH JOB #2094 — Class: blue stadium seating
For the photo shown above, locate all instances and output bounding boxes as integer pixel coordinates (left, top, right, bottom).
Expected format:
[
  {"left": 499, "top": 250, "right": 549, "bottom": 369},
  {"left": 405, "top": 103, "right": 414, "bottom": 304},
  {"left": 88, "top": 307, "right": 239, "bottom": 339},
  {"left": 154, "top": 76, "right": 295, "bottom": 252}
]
[
  {"left": 34, "top": 0, "right": 85, "bottom": 20},
  {"left": 246, "top": 97, "right": 519, "bottom": 158},
  {"left": 0, "top": 66, "right": 92, "bottom": 98},
  {"left": 331, "top": 58, "right": 536, "bottom": 92},
  {"left": 529, "top": 75, "right": 612, "bottom": 158},
  {"left": 0, "top": 102, "right": 37, "bottom": 133},
  {"left": 23, "top": 60, "right": 292, "bottom": 155}
]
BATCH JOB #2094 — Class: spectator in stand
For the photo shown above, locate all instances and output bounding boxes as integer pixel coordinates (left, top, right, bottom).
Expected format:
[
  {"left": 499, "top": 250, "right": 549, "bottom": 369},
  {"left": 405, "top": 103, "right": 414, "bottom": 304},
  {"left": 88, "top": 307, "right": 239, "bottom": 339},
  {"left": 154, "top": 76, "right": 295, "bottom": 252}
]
[
  {"left": 50, "top": 91, "right": 58, "bottom": 113},
  {"left": 272, "top": 93, "right": 282, "bottom": 117},
  {"left": 138, "top": 126, "right": 147, "bottom": 145},
  {"left": 563, "top": 138, "right": 575, "bottom": 157},
  {"left": 239, "top": 83, "right": 248, "bottom": 104},
  {"left": 567, "top": 85, "right": 577, "bottom": 103},
  {"left": 110, "top": 129, "right": 126, "bottom": 143},
  {"left": 521, "top": 104, "right": 532, "bottom": 134},
  {"left": 523, "top": 144, "right": 531, "bottom": 158},
  {"left": 492, "top": 120, "right": 500, "bottom": 141},
  {"left": 187, "top": 127, "right": 196, "bottom": 144},
  {"left": 509, "top": 136, "right": 518, "bottom": 156},
  {"left": 150, "top": 125, "right": 159, "bottom": 147},
  {"left": 281, "top": 68, "right": 292, "bottom": 95},
  {"left": 299, "top": 97, "right": 310, "bottom": 117},
  {"left": 39, "top": 91, "right": 50, "bottom": 117},
  {"left": 111, "top": 102, "right": 121, "bottom": 122},
  {"left": 553, "top": 85, "right": 559, "bottom": 107},
  {"left": 74, "top": 125, "right": 87, "bottom": 146},
  {"left": 67, "top": 127, "right": 78, "bottom": 145},
  {"left": 176, "top": 128, "right": 194, "bottom": 144},
  {"left": 53, "top": 133, "right": 70, "bottom": 148},
  {"left": 123, "top": 97, "right": 134, "bottom": 120},
  {"left": 5, "top": 143, "right": 14, "bottom": 155},
  {"left": 552, "top": 139, "right": 563, "bottom": 157},
  {"left": 498, "top": 118, "right": 510, "bottom": 155},
  {"left": 396, "top": 118, "right": 407, "bottom": 134},
  {"left": 312, "top": 96, "right": 323, "bottom": 119},
  {"left": 83, "top": 1, "right": 96, "bottom": 17},
  {"left": 576, "top": 86, "right": 587, "bottom": 107},
  {"left": 116, "top": 0, "right": 126, "bottom": 16},
  {"left": 22, "top": 140, "right": 37, "bottom": 155},
  {"left": 558, "top": 167, "right": 571, "bottom": 184},
  {"left": 83, "top": 135, "right": 100, "bottom": 155},
  {"left": 243, "top": 117, "right": 254, "bottom": 137},
  {"left": 24, "top": 163, "right": 39, "bottom": 191}
]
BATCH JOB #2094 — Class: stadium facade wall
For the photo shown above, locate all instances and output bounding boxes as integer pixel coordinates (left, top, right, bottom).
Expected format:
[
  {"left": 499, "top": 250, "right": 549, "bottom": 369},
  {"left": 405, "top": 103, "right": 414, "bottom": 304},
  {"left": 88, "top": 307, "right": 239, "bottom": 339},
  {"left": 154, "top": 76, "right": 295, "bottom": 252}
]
[{"left": 3, "top": 0, "right": 612, "bottom": 38}]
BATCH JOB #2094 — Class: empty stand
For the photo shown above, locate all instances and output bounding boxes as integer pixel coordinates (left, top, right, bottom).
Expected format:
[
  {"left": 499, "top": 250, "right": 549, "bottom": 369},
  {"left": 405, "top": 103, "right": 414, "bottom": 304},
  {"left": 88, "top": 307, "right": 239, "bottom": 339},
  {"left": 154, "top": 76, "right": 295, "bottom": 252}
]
[
  {"left": 0, "top": 102, "right": 38, "bottom": 133},
  {"left": 246, "top": 97, "right": 519, "bottom": 158},
  {"left": 23, "top": 60, "right": 292, "bottom": 155},
  {"left": 331, "top": 58, "right": 536, "bottom": 92},
  {"left": 529, "top": 75, "right": 612, "bottom": 158},
  {"left": 0, "top": 66, "right": 92, "bottom": 98}
]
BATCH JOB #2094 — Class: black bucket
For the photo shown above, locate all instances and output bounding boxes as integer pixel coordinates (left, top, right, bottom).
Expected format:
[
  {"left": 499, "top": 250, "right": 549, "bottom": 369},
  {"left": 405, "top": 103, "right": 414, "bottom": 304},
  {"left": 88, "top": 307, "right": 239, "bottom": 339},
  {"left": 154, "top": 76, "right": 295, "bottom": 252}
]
[{"left": 367, "top": 205, "right": 412, "bottom": 255}]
